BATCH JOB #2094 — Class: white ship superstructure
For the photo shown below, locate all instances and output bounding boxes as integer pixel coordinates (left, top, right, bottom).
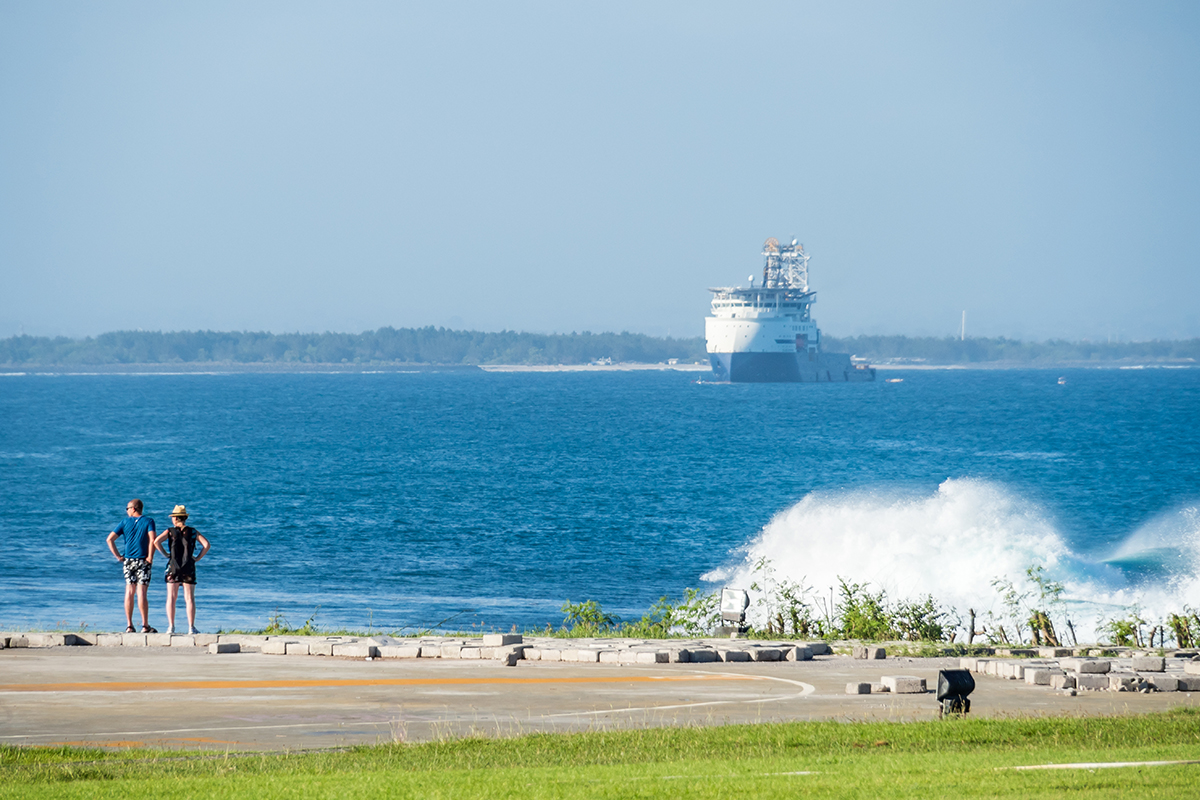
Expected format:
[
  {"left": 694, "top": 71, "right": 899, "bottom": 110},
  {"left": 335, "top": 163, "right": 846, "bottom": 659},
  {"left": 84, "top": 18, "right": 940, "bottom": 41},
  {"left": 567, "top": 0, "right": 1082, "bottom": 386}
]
[{"left": 705, "top": 238, "right": 874, "bottom": 383}]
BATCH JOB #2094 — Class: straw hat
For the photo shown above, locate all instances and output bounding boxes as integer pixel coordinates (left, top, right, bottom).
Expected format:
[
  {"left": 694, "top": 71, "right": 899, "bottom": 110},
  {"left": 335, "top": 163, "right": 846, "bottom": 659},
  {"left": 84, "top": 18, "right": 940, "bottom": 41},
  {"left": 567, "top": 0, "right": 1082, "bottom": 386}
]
[{"left": 169, "top": 504, "right": 189, "bottom": 519}]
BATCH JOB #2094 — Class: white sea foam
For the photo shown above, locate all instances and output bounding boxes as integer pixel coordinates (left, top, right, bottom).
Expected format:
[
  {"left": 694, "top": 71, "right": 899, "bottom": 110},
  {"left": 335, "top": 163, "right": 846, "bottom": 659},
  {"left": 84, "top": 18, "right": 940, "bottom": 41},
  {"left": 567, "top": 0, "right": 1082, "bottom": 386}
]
[{"left": 705, "top": 478, "right": 1200, "bottom": 642}]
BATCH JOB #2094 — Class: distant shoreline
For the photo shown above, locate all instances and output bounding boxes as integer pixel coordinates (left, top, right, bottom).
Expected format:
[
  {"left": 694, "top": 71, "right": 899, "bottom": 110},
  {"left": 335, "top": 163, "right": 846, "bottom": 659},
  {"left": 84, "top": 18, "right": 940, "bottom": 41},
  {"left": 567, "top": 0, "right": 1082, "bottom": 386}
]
[{"left": 0, "top": 360, "right": 1194, "bottom": 375}]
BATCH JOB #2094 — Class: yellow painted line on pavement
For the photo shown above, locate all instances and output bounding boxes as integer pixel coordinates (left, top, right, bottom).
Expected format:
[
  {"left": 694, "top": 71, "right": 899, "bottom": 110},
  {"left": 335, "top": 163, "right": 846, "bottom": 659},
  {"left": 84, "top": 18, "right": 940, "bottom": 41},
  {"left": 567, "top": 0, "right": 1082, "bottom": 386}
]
[{"left": 0, "top": 674, "right": 760, "bottom": 694}]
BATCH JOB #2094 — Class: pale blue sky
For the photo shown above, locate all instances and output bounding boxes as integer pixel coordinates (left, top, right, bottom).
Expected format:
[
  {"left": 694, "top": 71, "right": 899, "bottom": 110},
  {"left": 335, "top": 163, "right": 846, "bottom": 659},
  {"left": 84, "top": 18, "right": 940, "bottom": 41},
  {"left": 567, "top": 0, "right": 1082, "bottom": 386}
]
[{"left": 2, "top": 2, "right": 1198, "bottom": 341}]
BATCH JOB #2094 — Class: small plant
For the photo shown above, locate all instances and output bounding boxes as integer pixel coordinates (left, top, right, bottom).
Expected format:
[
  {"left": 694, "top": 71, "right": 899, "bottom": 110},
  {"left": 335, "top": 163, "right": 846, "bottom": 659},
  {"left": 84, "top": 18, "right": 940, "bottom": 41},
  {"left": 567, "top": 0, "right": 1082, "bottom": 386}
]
[
  {"left": 836, "top": 579, "right": 896, "bottom": 641},
  {"left": 1100, "top": 608, "right": 1148, "bottom": 647}
]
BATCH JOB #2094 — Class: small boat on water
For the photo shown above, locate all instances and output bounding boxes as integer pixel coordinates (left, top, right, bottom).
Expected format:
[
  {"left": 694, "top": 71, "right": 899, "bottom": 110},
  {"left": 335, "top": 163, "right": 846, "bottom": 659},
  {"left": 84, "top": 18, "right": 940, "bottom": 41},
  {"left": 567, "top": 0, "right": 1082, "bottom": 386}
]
[
  {"left": 1058, "top": 377, "right": 1067, "bottom": 385},
  {"left": 885, "top": 378, "right": 904, "bottom": 383}
]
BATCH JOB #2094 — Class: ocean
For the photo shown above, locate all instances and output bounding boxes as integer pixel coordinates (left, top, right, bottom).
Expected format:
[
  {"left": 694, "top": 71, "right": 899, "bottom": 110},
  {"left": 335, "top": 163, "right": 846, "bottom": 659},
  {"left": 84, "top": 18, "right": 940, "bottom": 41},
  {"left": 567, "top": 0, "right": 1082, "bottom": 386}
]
[{"left": 1, "top": 368, "right": 1197, "bottom": 639}]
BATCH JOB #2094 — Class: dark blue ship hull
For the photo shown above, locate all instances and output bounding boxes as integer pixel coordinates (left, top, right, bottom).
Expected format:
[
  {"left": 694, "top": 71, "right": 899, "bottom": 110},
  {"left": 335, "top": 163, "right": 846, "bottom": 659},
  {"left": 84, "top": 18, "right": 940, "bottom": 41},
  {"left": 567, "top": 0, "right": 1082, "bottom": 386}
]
[{"left": 709, "top": 351, "right": 875, "bottom": 383}]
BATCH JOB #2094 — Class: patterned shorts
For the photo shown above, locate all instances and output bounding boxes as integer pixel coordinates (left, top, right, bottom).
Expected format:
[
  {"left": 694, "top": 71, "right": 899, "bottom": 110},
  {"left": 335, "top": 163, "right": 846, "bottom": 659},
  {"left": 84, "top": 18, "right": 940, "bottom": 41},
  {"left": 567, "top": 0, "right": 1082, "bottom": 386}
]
[{"left": 122, "top": 558, "right": 151, "bottom": 585}]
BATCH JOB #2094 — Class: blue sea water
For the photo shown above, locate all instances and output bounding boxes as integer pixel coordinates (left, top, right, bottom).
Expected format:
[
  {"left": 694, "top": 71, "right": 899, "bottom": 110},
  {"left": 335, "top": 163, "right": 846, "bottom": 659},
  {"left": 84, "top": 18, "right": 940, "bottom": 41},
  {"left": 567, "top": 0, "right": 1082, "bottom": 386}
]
[{"left": 0, "top": 368, "right": 1197, "bottom": 635}]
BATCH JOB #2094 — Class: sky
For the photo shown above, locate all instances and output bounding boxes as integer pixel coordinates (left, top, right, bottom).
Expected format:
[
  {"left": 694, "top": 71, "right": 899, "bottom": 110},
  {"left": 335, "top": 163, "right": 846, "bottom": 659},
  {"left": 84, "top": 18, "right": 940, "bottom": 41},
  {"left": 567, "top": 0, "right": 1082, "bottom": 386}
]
[{"left": 2, "top": 1, "right": 1198, "bottom": 342}]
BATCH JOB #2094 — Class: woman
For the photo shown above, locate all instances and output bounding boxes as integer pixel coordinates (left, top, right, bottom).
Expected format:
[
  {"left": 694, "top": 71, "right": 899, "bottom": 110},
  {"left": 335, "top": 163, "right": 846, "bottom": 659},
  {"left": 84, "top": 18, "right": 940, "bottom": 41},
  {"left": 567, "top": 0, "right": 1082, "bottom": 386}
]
[{"left": 153, "top": 504, "right": 211, "bottom": 635}]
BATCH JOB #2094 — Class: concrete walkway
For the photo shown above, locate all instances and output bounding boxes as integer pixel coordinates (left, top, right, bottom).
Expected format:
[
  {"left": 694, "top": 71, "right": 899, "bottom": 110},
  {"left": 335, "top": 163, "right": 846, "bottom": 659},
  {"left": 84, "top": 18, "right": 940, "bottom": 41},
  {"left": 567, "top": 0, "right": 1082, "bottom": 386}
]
[{"left": 2, "top": 645, "right": 1197, "bottom": 751}]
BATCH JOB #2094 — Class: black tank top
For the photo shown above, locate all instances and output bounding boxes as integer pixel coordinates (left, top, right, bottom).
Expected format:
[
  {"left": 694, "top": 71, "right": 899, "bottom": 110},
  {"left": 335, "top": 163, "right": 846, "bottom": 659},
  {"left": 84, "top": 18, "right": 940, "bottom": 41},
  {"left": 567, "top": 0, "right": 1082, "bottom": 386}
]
[{"left": 166, "top": 526, "right": 198, "bottom": 574}]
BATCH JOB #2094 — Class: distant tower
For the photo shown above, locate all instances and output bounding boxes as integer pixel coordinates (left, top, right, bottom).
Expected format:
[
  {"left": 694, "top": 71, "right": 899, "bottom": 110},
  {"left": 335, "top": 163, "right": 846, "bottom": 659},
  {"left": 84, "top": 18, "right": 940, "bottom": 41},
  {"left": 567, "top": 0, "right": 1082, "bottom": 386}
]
[{"left": 961, "top": 311, "right": 966, "bottom": 341}]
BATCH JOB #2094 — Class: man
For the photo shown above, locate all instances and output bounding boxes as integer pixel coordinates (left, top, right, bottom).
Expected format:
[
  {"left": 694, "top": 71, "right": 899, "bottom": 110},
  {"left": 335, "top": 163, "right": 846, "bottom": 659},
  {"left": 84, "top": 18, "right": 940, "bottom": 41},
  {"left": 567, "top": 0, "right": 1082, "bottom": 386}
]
[{"left": 106, "top": 498, "right": 157, "bottom": 633}]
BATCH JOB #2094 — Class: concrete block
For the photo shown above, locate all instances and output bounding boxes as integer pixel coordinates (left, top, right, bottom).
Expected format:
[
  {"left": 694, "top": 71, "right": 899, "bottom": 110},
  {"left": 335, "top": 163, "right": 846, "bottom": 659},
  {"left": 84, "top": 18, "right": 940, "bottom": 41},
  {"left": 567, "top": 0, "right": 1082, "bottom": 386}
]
[
  {"left": 718, "top": 649, "right": 752, "bottom": 662},
  {"left": 852, "top": 645, "right": 886, "bottom": 659},
  {"left": 1132, "top": 656, "right": 1165, "bottom": 672},
  {"left": 29, "top": 633, "right": 66, "bottom": 647},
  {"left": 378, "top": 644, "right": 419, "bottom": 659},
  {"left": 804, "top": 641, "right": 832, "bottom": 656},
  {"left": 96, "top": 633, "right": 123, "bottom": 647},
  {"left": 636, "top": 651, "right": 669, "bottom": 664},
  {"left": 1178, "top": 676, "right": 1200, "bottom": 691},
  {"left": 7, "top": 636, "right": 29, "bottom": 648},
  {"left": 1108, "top": 673, "right": 1139, "bottom": 691},
  {"left": 146, "top": 633, "right": 171, "bottom": 647},
  {"left": 440, "top": 645, "right": 463, "bottom": 659},
  {"left": 1147, "top": 675, "right": 1179, "bottom": 692},
  {"left": 959, "top": 657, "right": 977, "bottom": 671},
  {"left": 846, "top": 682, "right": 872, "bottom": 694},
  {"left": 1183, "top": 661, "right": 1200, "bottom": 675},
  {"left": 523, "top": 648, "right": 541, "bottom": 661},
  {"left": 170, "top": 635, "right": 195, "bottom": 647},
  {"left": 750, "top": 647, "right": 780, "bottom": 662},
  {"left": 971, "top": 658, "right": 991, "bottom": 673},
  {"left": 688, "top": 648, "right": 718, "bottom": 663},
  {"left": 460, "top": 647, "right": 482, "bottom": 659},
  {"left": 122, "top": 633, "right": 147, "bottom": 647},
  {"left": 483, "top": 634, "right": 523, "bottom": 647},
  {"left": 73, "top": 633, "right": 98, "bottom": 646},
  {"left": 785, "top": 646, "right": 813, "bottom": 661},
  {"left": 1050, "top": 673, "right": 1076, "bottom": 690},
  {"left": 881, "top": 675, "right": 926, "bottom": 694},
  {"left": 286, "top": 642, "right": 312, "bottom": 656},
  {"left": 1066, "top": 658, "right": 1111, "bottom": 674},
  {"left": 870, "top": 682, "right": 888, "bottom": 693},
  {"left": 309, "top": 641, "right": 334, "bottom": 656},
  {"left": 618, "top": 650, "right": 640, "bottom": 664},
  {"left": 209, "top": 642, "right": 239, "bottom": 654},
  {"left": 332, "top": 643, "right": 377, "bottom": 658},
  {"left": 575, "top": 649, "right": 601, "bottom": 663},
  {"left": 1039, "top": 647, "right": 1073, "bottom": 658},
  {"left": 540, "top": 649, "right": 562, "bottom": 662},
  {"left": 558, "top": 649, "right": 579, "bottom": 662},
  {"left": 1009, "top": 664, "right": 1027, "bottom": 680},
  {"left": 668, "top": 649, "right": 691, "bottom": 663},
  {"left": 193, "top": 634, "right": 218, "bottom": 647},
  {"left": 599, "top": 650, "right": 620, "bottom": 663},
  {"left": 502, "top": 650, "right": 521, "bottom": 666},
  {"left": 416, "top": 645, "right": 439, "bottom": 658},
  {"left": 984, "top": 661, "right": 999, "bottom": 676},
  {"left": 261, "top": 640, "right": 290, "bottom": 655},
  {"left": 1076, "top": 674, "right": 1110, "bottom": 690},
  {"left": 1025, "top": 668, "right": 1064, "bottom": 686}
]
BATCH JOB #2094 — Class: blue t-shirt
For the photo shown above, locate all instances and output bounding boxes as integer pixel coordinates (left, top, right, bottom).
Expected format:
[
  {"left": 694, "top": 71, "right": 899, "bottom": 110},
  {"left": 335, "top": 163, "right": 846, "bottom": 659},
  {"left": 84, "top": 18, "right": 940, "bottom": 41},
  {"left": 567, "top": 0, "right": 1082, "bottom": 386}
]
[{"left": 113, "top": 516, "right": 156, "bottom": 559}]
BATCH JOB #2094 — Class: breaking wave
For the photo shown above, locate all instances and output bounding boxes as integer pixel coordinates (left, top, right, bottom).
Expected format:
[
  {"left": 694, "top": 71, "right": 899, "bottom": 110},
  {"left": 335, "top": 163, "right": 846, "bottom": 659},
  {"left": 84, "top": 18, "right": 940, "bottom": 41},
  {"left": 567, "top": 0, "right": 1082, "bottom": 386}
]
[{"left": 703, "top": 479, "right": 1200, "bottom": 642}]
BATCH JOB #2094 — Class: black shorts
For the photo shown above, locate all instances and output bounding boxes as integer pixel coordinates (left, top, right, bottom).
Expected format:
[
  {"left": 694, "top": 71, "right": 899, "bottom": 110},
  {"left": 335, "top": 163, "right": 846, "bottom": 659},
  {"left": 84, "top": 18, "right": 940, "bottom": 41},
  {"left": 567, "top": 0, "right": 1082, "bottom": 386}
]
[{"left": 165, "top": 568, "right": 196, "bottom": 585}]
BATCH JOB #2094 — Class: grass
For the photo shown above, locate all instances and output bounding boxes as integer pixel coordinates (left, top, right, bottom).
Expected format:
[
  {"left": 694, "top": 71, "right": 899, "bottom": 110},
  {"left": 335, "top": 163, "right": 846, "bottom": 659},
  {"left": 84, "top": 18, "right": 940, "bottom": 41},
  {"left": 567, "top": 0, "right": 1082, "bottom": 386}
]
[{"left": 3, "top": 709, "right": 1199, "bottom": 798}]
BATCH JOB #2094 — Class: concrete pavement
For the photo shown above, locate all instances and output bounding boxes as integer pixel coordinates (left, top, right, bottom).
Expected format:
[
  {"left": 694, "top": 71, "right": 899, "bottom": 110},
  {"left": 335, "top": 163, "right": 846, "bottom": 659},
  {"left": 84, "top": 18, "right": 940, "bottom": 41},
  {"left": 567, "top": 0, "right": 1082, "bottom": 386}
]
[{"left": 2, "top": 646, "right": 1196, "bottom": 751}]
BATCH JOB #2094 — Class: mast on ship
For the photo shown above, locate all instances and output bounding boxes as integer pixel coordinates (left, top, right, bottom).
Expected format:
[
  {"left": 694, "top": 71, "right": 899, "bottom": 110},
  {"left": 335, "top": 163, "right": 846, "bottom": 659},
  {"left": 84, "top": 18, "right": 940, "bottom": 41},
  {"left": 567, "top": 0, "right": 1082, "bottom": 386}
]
[{"left": 761, "top": 237, "right": 809, "bottom": 291}]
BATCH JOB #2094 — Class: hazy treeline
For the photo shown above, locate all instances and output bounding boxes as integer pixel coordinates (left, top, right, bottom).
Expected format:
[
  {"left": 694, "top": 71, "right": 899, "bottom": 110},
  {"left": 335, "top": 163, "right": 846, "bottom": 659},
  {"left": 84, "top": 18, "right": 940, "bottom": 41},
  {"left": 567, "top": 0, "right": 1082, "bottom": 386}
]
[
  {"left": 1, "top": 329, "right": 1197, "bottom": 366},
  {"left": 0, "top": 328, "right": 707, "bottom": 366},
  {"left": 825, "top": 335, "right": 1200, "bottom": 364}
]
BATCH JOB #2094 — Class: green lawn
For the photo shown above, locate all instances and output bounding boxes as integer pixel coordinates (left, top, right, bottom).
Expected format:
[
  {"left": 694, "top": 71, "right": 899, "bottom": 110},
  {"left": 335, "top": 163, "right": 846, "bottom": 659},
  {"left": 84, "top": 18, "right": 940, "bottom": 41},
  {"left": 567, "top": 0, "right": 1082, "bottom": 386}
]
[{"left": 3, "top": 709, "right": 1199, "bottom": 798}]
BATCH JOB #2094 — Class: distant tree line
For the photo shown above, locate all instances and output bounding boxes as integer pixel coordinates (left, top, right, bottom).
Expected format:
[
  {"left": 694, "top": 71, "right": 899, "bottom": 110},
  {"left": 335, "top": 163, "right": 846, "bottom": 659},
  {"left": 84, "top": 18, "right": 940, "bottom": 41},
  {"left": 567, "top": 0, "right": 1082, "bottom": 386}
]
[
  {"left": 0, "top": 328, "right": 707, "bottom": 366},
  {"left": 0, "top": 328, "right": 1196, "bottom": 366},
  {"left": 824, "top": 335, "right": 1200, "bottom": 364}
]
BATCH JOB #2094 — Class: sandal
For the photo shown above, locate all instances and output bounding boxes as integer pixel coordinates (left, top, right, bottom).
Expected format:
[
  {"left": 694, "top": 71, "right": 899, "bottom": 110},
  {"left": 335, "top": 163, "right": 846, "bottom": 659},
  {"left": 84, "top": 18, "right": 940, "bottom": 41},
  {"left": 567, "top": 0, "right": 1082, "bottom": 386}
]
[
  {"left": 141, "top": 625, "right": 157, "bottom": 634},
  {"left": 125, "top": 625, "right": 136, "bottom": 633}
]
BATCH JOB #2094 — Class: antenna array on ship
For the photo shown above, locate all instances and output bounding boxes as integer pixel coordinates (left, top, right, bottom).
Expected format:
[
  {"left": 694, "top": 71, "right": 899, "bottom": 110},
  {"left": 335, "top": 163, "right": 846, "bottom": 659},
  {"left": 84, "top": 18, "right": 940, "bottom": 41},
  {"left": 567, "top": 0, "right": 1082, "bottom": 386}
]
[{"left": 761, "top": 237, "right": 809, "bottom": 291}]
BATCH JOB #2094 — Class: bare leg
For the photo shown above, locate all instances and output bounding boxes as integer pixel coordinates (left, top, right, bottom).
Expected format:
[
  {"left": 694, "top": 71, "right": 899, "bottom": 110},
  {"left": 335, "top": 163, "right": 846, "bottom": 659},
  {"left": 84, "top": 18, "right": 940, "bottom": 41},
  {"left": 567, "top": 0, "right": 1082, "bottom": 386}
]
[
  {"left": 165, "top": 582, "right": 179, "bottom": 631},
  {"left": 123, "top": 583, "right": 136, "bottom": 629},
  {"left": 183, "top": 583, "right": 196, "bottom": 629},
  {"left": 136, "top": 583, "right": 150, "bottom": 628}
]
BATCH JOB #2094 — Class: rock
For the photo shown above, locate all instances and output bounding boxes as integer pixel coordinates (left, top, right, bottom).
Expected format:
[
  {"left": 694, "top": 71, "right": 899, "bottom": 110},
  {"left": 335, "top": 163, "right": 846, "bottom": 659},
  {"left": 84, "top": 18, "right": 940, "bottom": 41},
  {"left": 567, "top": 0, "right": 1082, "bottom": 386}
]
[
  {"left": 483, "top": 634, "right": 523, "bottom": 647},
  {"left": 209, "top": 642, "right": 239, "bottom": 654},
  {"left": 1131, "top": 656, "right": 1166, "bottom": 672},
  {"left": 846, "top": 682, "right": 872, "bottom": 695},
  {"left": 881, "top": 675, "right": 925, "bottom": 694}
]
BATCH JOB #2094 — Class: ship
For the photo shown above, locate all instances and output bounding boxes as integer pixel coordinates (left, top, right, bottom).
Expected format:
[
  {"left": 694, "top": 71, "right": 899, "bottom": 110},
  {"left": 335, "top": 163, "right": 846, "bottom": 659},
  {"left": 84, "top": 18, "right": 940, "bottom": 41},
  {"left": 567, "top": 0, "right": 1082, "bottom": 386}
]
[{"left": 705, "top": 238, "right": 875, "bottom": 383}]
